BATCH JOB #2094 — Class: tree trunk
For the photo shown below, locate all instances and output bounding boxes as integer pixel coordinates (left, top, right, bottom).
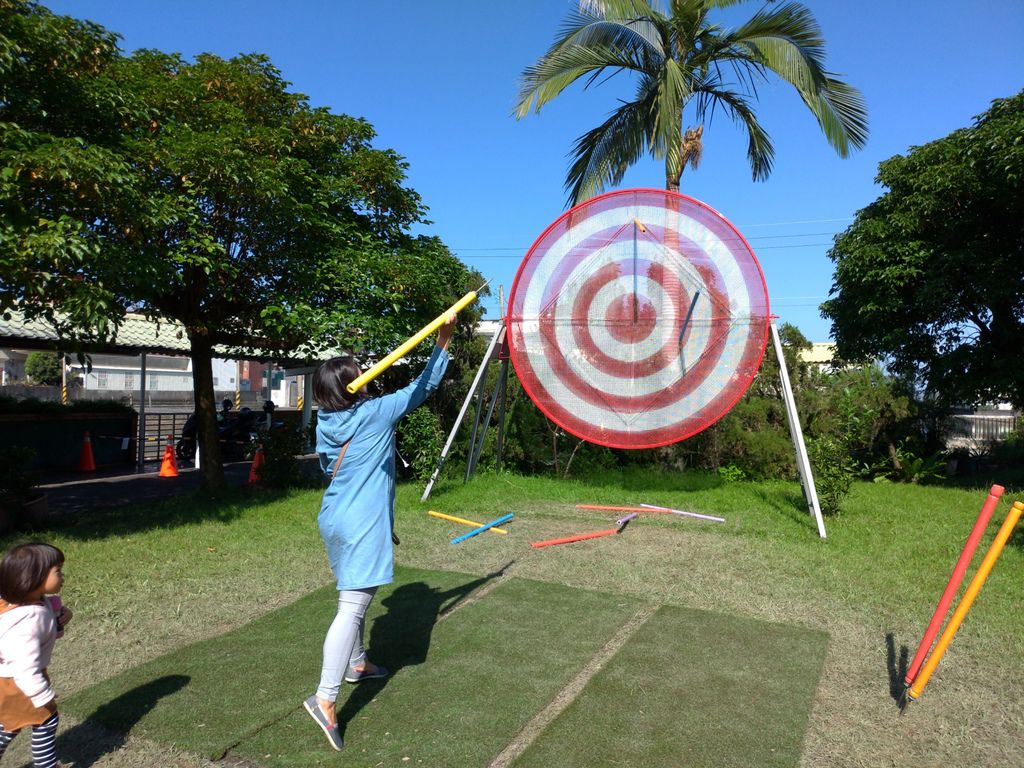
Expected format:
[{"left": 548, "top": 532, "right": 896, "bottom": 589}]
[
  {"left": 667, "top": 124, "right": 704, "bottom": 192},
  {"left": 188, "top": 332, "right": 227, "bottom": 495}
]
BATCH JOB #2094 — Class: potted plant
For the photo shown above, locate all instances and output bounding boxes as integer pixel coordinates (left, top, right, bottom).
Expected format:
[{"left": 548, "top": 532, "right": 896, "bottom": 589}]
[{"left": 0, "top": 446, "right": 47, "bottom": 533}]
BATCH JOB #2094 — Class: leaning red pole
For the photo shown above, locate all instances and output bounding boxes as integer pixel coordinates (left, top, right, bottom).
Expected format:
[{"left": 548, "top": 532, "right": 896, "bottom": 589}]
[
  {"left": 904, "top": 484, "right": 1004, "bottom": 688},
  {"left": 531, "top": 528, "right": 619, "bottom": 549}
]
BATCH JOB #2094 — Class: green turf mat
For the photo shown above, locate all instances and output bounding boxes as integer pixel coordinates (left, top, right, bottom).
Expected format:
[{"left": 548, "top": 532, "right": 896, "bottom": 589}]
[
  {"left": 510, "top": 605, "right": 829, "bottom": 768},
  {"left": 232, "top": 577, "right": 637, "bottom": 767},
  {"left": 61, "top": 566, "right": 490, "bottom": 760}
]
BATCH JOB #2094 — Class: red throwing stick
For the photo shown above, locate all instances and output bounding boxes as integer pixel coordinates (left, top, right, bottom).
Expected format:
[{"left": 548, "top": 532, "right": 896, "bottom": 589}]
[
  {"left": 531, "top": 528, "right": 619, "bottom": 549},
  {"left": 904, "top": 484, "right": 1004, "bottom": 688}
]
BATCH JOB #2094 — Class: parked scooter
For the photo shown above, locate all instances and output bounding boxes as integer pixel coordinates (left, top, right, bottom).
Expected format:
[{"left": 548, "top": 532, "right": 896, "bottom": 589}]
[{"left": 176, "top": 400, "right": 262, "bottom": 462}]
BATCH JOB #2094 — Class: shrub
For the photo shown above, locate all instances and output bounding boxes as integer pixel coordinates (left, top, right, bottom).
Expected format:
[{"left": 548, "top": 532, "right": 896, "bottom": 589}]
[
  {"left": 24, "top": 352, "right": 62, "bottom": 385},
  {"left": 807, "top": 435, "right": 854, "bottom": 515},
  {"left": 0, "top": 446, "right": 37, "bottom": 504},
  {"left": 397, "top": 406, "right": 444, "bottom": 483},
  {"left": 0, "top": 396, "right": 131, "bottom": 414},
  {"left": 257, "top": 425, "right": 314, "bottom": 489}
]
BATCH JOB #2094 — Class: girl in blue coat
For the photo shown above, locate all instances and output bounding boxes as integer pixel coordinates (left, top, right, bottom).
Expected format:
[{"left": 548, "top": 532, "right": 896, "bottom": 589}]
[{"left": 304, "top": 312, "right": 455, "bottom": 751}]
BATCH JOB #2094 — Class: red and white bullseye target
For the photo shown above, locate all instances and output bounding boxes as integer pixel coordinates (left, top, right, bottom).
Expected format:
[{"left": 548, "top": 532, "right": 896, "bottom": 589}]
[{"left": 507, "top": 188, "right": 770, "bottom": 449}]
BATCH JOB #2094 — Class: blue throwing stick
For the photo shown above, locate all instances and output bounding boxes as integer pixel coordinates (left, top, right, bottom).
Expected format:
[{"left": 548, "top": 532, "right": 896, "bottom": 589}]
[{"left": 451, "top": 513, "right": 514, "bottom": 544}]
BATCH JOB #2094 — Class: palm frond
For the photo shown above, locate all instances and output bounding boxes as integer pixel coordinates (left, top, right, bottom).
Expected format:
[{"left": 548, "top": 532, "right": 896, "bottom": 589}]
[
  {"left": 702, "top": 88, "right": 775, "bottom": 180},
  {"left": 518, "top": 0, "right": 866, "bottom": 193},
  {"left": 797, "top": 77, "right": 869, "bottom": 153},
  {"left": 515, "top": 11, "right": 666, "bottom": 118},
  {"left": 565, "top": 95, "right": 655, "bottom": 205},
  {"left": 652, "top": 57, "right": 689, "bottom": 172},
  {"left": 581, "top": 0, "right": 660, "bottom": 20},
  {"left": 721, "top": 1, "right": 868, "bottom": 153}
]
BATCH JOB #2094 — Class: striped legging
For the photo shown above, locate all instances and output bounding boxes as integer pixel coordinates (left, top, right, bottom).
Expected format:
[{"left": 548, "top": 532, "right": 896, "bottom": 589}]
[{"left": 0, "top": 711, "right": 60, "bottom": 767}]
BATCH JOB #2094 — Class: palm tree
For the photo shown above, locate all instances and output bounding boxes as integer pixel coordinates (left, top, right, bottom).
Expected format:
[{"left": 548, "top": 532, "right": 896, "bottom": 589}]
[{"left": 515, "top": 0, "right": 868, "bottom": 206}]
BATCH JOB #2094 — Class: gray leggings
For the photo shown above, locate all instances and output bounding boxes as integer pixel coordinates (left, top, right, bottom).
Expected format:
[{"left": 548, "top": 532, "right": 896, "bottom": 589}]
[{"left": 316, "top": 587, "right": 377, "bottom": 702}]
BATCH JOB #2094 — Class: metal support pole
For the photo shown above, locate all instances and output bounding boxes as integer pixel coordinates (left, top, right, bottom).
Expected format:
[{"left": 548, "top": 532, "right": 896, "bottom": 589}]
[
  {"left": 494, "top": 358, "right": 510, "bottom": 473},
  {"left": 302, "top": 373, "right": 314, "bottom": 448},
  {"left": 421, "top": 319, "right": 504, "bottom": 502},
  {"left": 463, "top": 351, "right": 491, "bottom": 482},
  {"left": 770, "top": 320, "right": 826, "bottom": 539},
  {"left": 468, "top": 331, "right": 507, "bottom": 478},
  {"left": 136, "top": 353, "right": 147, "bottom": 471}
]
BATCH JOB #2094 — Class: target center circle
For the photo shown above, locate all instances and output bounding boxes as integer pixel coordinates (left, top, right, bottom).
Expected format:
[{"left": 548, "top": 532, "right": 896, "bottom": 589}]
[{"left": 604, "top": 296, "right": 657, "bottom": 344}]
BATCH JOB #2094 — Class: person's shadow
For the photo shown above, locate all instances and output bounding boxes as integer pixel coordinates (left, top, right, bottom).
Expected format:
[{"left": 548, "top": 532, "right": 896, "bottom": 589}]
[
  {"left": 55, "top": 674, "right": 189, "bottom": 767},
  {"left": 885, "top": 632, "right": 909, "bottom": 709},
  {"left": 336, "top": 563, "right": 512, "bottom": 737}
]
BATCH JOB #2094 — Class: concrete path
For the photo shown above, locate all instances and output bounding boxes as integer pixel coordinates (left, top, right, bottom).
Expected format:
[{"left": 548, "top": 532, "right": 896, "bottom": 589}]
[{"left": 38, "top": 456, "right": 320, "bottom": 517}]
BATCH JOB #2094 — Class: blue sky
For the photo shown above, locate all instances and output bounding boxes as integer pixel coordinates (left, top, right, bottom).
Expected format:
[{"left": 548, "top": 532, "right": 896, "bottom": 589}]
[{"left": 46, "top": 1, "right": 1024, "bottom": 341}]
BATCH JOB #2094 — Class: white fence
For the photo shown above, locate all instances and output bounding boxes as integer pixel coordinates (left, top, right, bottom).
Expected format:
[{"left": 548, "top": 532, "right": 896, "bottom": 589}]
[{"left": 946, "top": 413, "right": 1019, "bottom": 446}]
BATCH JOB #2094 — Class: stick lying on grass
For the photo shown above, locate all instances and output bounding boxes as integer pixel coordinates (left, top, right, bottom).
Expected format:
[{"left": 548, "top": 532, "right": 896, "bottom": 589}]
[
  {"left": 428, "top": 510, "right": 509, "bottom": 534},
  {"left": 639, "top": 503, "right": 725, "bottom": 523},
  {"left": 531, "top": 513, "right": 636, "bottom": 549},
  {"left": 450, "top": 513, "right": 514, "bottom": 544},
  {"left": 575, "top": 503, "right": 725, "bottom": 523}
]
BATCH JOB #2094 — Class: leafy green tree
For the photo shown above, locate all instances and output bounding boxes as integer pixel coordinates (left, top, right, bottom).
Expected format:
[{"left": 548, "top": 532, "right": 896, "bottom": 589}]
[
  {"left": 23, "top": 351, "right": 61, "bottom": 385},
  {"left": 0, "top": 1, "right": 481, "bottom": 491},
  {"left": 822, "top": 91, "right": 1024, "bottom": 409},
  {"left": 515, "top": 0, "right": 867, "bottom": 204}
]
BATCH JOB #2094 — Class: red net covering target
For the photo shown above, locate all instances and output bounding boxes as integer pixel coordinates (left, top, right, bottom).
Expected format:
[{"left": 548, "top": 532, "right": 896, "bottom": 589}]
[{"left": 507, "top": 188, "right": 770, "bottom": 449}]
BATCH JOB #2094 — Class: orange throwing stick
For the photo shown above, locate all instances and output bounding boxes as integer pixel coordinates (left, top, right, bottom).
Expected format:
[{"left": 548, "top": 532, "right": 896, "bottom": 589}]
[
  {"left": 907, "top": 500, "right": 1023, "bottom": 702},
  {"left": 531, "top": 513, "right": 636, "bottom": 549}
]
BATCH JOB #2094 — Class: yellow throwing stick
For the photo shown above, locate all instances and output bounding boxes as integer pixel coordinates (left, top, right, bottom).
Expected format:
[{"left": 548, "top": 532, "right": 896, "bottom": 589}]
[
  {"left": 907, "top": 500, "right": 1023, "bottom": 701},
  {"left": 346, "top": 286, "right": 484, "bottom": 394},
  {"left": 428, "top": 510, "right": 508, "bottom": 535}
]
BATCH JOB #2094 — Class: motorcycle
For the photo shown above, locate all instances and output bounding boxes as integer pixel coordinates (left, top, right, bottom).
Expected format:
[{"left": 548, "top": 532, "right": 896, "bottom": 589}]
[{"left": 176, "top": 405, "right": 262, "bottom": 462}]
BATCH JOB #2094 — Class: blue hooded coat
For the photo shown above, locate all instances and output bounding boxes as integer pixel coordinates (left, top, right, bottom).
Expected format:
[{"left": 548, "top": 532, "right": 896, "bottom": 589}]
[{"left": 316, "top": 346, "right": 449, "bottom": 590}]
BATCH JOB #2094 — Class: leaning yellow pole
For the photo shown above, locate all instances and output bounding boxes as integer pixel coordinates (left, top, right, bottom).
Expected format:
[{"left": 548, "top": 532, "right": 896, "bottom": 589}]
[
  {"left": 907, "top": 500, "right": 1023, "bottom": 701},
  {"left": 346, "top": 287, "right": 484, "bottom": 394},
  {"left": 427, "top": 510, "right": 508, "bottom": 534}
]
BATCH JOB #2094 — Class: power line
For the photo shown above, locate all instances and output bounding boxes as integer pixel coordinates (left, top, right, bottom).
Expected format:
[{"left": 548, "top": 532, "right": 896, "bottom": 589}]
[
  {"left": 737, "top": 216, "right": 852, "bottom": 228},
  {"left": 454, "top": 242, "right": 835, "bottom": 257}
]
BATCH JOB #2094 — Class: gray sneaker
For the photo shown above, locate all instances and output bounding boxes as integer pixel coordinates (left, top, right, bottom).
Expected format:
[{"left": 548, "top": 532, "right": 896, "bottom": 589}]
[
  {"left": 345, "top": 662, "right": 389, "bottom": 684},
  {"left": 303, "top": 695, "right": 343, "bottom": 751}
]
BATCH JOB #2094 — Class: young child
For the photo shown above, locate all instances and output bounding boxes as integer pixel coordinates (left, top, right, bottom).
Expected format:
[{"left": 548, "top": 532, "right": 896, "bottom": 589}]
[
  {"left": 303, "top": 311, "right": 455, "bottom": 751},
  {"left": 0, "top": 542, "right": 72, "bottom": 768}
]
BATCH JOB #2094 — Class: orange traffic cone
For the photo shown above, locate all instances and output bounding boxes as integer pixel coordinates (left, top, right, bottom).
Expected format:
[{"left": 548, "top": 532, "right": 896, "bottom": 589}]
[
  {"left": 159, "top": 435, "right": 178, "bottom": 477},
  {"left": 248, "top": 446, "right": 265, "bottom": 484},
  {"left": 78, "top": 431, "right": 96, "bottom": 472}
]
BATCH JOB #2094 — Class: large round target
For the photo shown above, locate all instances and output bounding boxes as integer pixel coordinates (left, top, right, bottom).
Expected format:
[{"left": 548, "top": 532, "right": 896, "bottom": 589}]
[{"left": 507, "top": 188, "right": 770, "bottom": 449}]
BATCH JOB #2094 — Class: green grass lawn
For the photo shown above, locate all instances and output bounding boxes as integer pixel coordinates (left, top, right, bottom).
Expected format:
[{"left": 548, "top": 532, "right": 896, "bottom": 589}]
[{"left": 2, "top": 468, "right": 1022, "bottom": 767}]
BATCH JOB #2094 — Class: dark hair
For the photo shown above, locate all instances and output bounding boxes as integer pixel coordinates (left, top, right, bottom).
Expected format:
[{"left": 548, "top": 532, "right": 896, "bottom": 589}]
[
  {"left": 0, "top": 542, "right": 64, "bottom": 604},
  {"left": 312, "top": 355, "right": 364, "bottom": 411}
]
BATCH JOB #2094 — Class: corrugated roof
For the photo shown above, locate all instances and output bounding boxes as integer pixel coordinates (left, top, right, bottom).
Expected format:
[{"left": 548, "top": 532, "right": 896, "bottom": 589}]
[{"left": 0, "top": 310, "right": 308, "bottom": 362}]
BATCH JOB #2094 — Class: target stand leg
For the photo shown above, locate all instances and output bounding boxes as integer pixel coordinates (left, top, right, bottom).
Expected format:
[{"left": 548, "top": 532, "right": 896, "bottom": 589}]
[
  {"left": 422, "top": 319, "right": 505, "bottom": 502},
  {"left": 770, "top": 319, "right": 827, "bottom": 539},
  {"left": 468, "top": 357, "right": 507, "bottom": 478}
]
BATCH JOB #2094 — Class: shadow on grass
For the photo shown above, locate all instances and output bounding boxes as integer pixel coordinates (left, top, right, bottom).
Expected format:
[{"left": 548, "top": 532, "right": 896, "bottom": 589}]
[
  {"left": 591, "top": 469, "right": 727, "bottom": 494},
  {"left": 336, "top": 562, "right": 513, "bottom": 740},
  {"left": 752, "top": 485, "right": 812, "bottom": 523},
  {"left": 56, "top": 675, "right": 189, "bottom": 767},
  {"left": 885, "top": 632, "right": 909, "bottom": 708},
  {"left": 16, "top": 487, "right": 298, "bottom": 543},
  {"left": 428, "top": 467, "right": 727, "bottom": 501}
]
